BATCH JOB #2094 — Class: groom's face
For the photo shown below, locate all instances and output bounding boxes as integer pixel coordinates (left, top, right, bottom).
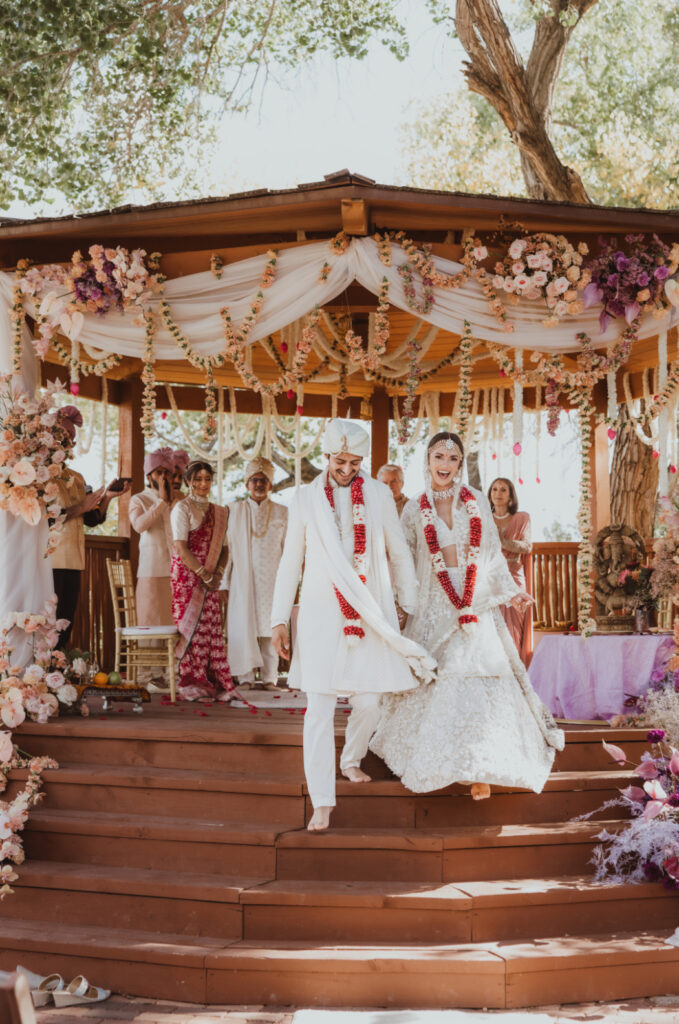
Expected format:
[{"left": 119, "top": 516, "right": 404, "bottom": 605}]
[{"left": 327, "top": 452, "right": 363, "bottom": 487}]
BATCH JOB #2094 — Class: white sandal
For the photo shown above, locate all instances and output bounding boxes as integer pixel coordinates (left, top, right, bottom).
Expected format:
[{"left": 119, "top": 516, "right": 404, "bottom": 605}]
[
  {"left": 52, "top": 976, "right": 110, "bottom": 1007},
  {"left": 15, "top": 967, "right": 65, "bottom": 1006}
]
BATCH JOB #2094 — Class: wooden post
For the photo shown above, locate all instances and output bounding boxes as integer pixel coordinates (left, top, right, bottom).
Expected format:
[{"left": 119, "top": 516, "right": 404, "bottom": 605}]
[
  {"left": 371, "top": 387, "right": 390, "bottom": 479},
  {"left": 118, "top": 377, "right": 145, "bottom": 574},
  {"left": 590, "top": 418, "right": 611, "bottom": 535}
]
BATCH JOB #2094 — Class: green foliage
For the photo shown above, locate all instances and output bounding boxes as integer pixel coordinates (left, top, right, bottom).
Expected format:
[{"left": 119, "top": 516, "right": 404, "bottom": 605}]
[
  {"left": 0, "top": 0, "right": 407, "bottom": 210},
  {"left": 408, "top": 0, "right": 679, "bottom": 208}
]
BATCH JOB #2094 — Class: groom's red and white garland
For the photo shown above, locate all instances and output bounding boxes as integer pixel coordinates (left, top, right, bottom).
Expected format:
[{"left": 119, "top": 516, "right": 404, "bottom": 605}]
[
  {"left": 325, "top": 474, "right": 368, "bottom": 644},
  {"left": 419, "top": 487, "right": 482, "bottom": 627}
]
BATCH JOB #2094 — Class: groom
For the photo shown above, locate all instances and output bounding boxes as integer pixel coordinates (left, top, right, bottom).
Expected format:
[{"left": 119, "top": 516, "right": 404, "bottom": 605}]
[{"left": 271, "top": 419, "right": 435, "bottom": 831}]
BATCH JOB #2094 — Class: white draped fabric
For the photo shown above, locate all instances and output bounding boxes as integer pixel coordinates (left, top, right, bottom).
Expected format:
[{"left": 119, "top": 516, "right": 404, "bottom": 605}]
[
  {"left": 0, "top": 238, "right": 670, "bottom": 363},
  {"left": 0, "top": 289, "right": 55, "bottom": 664}
]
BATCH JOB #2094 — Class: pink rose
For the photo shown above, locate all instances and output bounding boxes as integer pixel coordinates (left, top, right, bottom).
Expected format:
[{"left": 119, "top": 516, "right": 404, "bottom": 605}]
[
  {"left": 51, "top": 450, "right": 65, "bottom": 464},
  {"left": 0, "top": 732, "right": 13, "bottom": 766},
  {"left": 45, "top": 671, "right": 65, "bottom": 690},
  {"left": 9, "top": 459, "right": 36, "bottom": 486}
]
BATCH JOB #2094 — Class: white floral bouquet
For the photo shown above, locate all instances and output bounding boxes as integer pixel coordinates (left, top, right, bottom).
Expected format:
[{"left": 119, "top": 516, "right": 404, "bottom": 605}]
[
  {"left": 0, "top": 377, "right": 75, "bottom": 554},
  {"left": 492, "top": 233, "right": 589, "bottom": 326}
]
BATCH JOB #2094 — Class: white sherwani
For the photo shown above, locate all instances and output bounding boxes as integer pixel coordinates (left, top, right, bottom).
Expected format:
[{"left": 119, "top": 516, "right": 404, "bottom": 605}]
[
  {"left": 129, "top": 488, "right": 174, "bottom": 626},
  {"left": 225, "top": 497, "right": 287, "bottom": 681},
  {"left": 271, "top": 472, "right": 433, "bottom": 695}
]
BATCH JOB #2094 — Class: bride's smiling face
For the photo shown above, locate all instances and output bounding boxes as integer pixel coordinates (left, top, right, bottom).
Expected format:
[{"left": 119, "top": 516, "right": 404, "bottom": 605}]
[{"left": 428, "top": 447, "right": 462, "bottom": 490}]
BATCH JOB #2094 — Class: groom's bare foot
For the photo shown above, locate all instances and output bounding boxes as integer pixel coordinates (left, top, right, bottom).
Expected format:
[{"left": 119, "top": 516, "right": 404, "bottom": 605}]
[
  {"left": 471, "top": 783, "right": 491, "bottom": 801},
  {"left": 342, "top": 766, "right": 371, "bottom": 783},
  {"left": 308, "top": 806, "right": 332, "bottom": 831}
]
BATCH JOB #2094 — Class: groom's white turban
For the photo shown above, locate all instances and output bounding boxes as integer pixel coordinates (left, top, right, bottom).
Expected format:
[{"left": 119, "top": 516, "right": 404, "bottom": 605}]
[{"left": 322, "top": 419, "right": 370, "bottom": 458}]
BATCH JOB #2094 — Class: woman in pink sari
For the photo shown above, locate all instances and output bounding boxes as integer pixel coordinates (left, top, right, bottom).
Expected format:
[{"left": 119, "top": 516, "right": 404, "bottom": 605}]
[
  {"left": 170, "top": 461, "right": 234, "bottom": 701},
  {"left": 488, "top": 478, "right": 533, "bottom": 666}
]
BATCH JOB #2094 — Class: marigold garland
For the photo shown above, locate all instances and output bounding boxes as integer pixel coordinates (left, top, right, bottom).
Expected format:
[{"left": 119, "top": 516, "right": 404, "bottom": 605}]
[
  {"left": 325, "top": 473, "right": 368, "bottom": 644},
  {"left": 419, "top": 488, "right": 481, "bottom": 627}
]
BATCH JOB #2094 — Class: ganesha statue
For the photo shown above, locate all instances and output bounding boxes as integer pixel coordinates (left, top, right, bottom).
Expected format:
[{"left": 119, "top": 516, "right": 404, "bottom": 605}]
[{"left": 593, "top": 523, "right": 647, "bottom": 632}]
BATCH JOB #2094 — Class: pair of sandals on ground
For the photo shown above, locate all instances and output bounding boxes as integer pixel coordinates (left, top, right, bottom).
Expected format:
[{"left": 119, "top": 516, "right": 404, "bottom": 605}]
[{"left": 1, "top": 966, "right": 109, "bottom": 1007}]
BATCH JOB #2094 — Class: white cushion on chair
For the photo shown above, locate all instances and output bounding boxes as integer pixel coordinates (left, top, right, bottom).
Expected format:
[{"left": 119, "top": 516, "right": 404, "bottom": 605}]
[{"left": 118, "top": 626, "right": 179, "bottom": 637}]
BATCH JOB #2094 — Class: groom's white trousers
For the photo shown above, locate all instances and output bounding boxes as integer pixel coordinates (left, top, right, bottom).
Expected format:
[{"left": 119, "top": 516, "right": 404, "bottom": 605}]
[{"left": 303, "top": 691, "right": 381, "bottom": 808}]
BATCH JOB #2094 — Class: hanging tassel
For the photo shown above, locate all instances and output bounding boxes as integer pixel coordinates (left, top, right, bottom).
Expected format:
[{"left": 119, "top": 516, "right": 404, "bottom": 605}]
[{"left": 535, "top": 385, "right": 542, "bottom": 484}]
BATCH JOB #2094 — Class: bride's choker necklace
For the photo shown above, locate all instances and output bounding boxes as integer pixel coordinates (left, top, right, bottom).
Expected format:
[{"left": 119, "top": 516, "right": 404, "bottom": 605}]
[
  {"left": 189, "top": 493, "right": 210, "bottom": 508},
  {"left": 493, "top": 510, "right": 510, "bottom": 519},
  {"left": 432, "top": 485, "right": 456, "bottom": 500}
]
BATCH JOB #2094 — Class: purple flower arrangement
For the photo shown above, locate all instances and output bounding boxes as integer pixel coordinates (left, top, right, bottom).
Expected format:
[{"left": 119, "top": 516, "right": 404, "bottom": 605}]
[{"left": 582, "top": 233, "right": 679, "bottom": 333}]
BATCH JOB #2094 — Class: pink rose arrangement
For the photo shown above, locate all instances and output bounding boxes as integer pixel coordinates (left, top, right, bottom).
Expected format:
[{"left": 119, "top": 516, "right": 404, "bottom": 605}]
[
  {"left": 582, "top": 234, "right": 679, "bottom": 333},
  {"left": 493, "top": 233, "right": 589, "bottom": 326},
  {"left": 0, "top": 377, "right": 76, "bottom": 554},
  {"left": 0, "top": 596, "right": 92, "bottom": 898},
  {"left": 18, "top": 246, "right": 163, "bottom": 357}
]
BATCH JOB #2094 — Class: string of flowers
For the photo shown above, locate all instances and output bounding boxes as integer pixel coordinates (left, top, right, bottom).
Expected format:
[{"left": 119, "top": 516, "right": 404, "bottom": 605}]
[
  {"left": 324, "top": 472, "right": 367, "bottom": 645},
  {"left": 204, "top": 362, "right": 218, "bottom": 440},
  {"left": 399, "top": 332, "right": 423, "bottom": 443},
  {"left": 573, "top": 385, "right": 596, "bottom": 636},
  {"left": 419, "top": 487, "right": 481, "bottom": 630},
  {"left": 319, "top": 262, "right": 331, "bottom": 283},
  {"left": 210, "top": 254, "right": 224, "bottom": 279},
  {"left": 9, "top": 260, "right": 30, "bottom": 373},
  {"left": 50, "top": 334, "right": 122, "bottom": 382},
  {"left": 330, "top": 232, "right": 351, "bottom": 255},
  {"left": 456, "top": 322, "right": 474, "bottom": 443},
  {"left": 140, "top": 311, "right": 157, "bottom": 442},
  {"left": 342, "top": 277, "right": 391, "bottom": 373}
]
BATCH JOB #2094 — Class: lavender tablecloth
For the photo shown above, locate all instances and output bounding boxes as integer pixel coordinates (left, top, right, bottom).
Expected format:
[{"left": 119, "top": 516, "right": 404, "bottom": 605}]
[{"left": 528, "top": 633, "right": 673, "bottom": 720}]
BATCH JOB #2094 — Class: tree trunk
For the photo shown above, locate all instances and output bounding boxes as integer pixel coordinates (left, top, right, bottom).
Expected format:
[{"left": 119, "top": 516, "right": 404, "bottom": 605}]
[
  {"left": 467, "top": 449, "right": 483, "bottom": 491},
  {"left": 456, "top": 0, "right": 596, "bottom": 203},
  {"left": 609, "top": 405, "right": 658, "bottom": 539}
]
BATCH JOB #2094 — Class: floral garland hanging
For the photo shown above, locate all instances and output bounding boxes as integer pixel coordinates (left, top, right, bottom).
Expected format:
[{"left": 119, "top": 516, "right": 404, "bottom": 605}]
[
  {"left": 456, "top": 322, "right": 474, "bottom": 444},
  {"left": 342, "top": 277, "right": 391, "bottom": 373},
  {"left": 140, "top": 311, "right": 157, "bottom": 442},
  {"left": 9, "top": 260, "right": 30, "bottom": 373},
  {"left": 419, "top": 488, "right": 481, "bottom": 630},
  {"left": 324, "top": 473, "right": 367, "bottom": 645},
  {"left": 573, "top": 385, "right": 597, "bottom": 636}
]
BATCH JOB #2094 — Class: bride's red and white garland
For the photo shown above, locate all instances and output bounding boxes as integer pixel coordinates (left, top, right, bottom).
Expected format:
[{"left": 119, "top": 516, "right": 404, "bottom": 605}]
[
  {"left": 419, "top": 487, "right": 482, "bottom": 627},
  {"left": 325, "top": 474, "right": 368, "bottom": 644}
]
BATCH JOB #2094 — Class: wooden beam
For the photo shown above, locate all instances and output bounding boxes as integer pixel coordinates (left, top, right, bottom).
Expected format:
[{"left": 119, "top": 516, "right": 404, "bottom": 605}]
[
  {"left": 371, "top": 388, "right": 390, "bottom": 478},
  {"left": 117, "top": 378, "right": 145, "bottom": 574}
]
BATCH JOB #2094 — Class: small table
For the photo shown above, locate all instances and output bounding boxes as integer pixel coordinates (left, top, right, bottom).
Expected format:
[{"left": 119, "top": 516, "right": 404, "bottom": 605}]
[{"left": 528, "top": 632, "right": 673, "bottom": 720}]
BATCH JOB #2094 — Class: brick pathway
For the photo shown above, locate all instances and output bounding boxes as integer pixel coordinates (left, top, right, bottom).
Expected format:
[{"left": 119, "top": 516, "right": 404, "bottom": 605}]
[{"left": 34, "top": 994, "right": 679, "bottom": 1023}]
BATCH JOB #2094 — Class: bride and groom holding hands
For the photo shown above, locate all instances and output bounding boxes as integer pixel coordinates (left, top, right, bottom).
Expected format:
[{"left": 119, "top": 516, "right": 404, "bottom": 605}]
[{"left": 271, "top": 419, "right": 564, "bottom": 832}]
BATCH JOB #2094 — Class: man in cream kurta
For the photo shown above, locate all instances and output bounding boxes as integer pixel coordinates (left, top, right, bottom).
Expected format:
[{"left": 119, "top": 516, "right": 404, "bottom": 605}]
[
  {"left": 225, "top": 457, "right": 287, "bottom": 689},
  {"left": 271, "top": 420, "right": 435, "bottom": 832}
]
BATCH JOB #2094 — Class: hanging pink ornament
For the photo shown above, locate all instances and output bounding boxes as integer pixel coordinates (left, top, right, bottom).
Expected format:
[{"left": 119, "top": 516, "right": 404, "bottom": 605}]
[
  {"left": 512, "top": 442, "right": 522, "bottom": 456},
  {"left": 607, "top": 427, "right": 617, "bottom": 440},
  {"left": 280, "top": 342, "right": 288, "bottom": 353},
  {"left": 69, "top": 383, "right": 79, "bottom": 395},
  {"left": 286, "top": 389, "right": 294, "bottom": 400},
  {"left": 652, "top": 449, "right": 660, "bottom": 459},
  {"left": 491, "top": 453, "right": 497, "bottom": 460},
  {"left": 536, "top": 477, "right": 541, "bottom": 484},
  {"left": 671, "top": 465, "right": 677, "bottom": 474},
  {"left": 160, "top": 411, "right": 167, "bottom": 420},
  {"left": 499, "top": 369, "right": 506, "bottom": 378},
  {"left": 518, "top": 477, "right": 524, "bottom": 485},
  {"left": 297, "top": 405, "right": 304, "bottom": 415}
]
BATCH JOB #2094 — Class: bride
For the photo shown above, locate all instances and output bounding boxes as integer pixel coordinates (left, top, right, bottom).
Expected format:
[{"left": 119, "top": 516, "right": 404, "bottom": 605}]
[{"left": 370, "top": 431, "right": 564, "bottom": 799}]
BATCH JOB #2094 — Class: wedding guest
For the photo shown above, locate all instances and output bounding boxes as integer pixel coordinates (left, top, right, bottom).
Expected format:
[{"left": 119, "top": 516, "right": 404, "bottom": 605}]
[
  {"left": 129, "top": 448, "right": 175, "bottom": 626},
  {"left": 377, "top": 464, "right": 408, "bottom": 517},
  {"left": 51, "top": 406, "right": 130, "bottom": 648},
  {"left": 225, "top": 457, "right": 288, "bottom": 691},
  {"left": 489, "top": 477, "right": 533, "bottom": 666},
  {"left": 170, "top": 460, "right": 234, "bottom": 701}
]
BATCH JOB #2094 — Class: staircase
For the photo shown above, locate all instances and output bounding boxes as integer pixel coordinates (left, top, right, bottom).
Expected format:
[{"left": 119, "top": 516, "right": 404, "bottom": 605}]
[{"left": 5, "top": 702, "right": 678, "bottom": 1010}]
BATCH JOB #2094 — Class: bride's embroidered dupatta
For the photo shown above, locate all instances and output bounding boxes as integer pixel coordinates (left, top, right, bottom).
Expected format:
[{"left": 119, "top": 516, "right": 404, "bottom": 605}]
[{"left": 171, "top": 503, "right": 228, "bottom": 660}]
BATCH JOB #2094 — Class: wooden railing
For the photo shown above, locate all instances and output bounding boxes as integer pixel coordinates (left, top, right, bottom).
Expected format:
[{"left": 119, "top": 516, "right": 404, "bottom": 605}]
[
  {"left": 71, "top": 535, "right": 129, "bottom": 669},
  {"left": 531, "top": 542, "right": 579, "bottom": 631}
]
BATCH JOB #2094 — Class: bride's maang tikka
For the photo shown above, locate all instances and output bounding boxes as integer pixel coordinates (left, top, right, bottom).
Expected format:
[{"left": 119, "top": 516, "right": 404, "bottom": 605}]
[{"left": 430, "top": 436, "right": 463, "bottom": 459}]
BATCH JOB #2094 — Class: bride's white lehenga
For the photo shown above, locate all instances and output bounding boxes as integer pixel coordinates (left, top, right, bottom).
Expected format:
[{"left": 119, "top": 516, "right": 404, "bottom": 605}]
[{"left": 370, "top": 488, "right": 564, "bottom": 793}]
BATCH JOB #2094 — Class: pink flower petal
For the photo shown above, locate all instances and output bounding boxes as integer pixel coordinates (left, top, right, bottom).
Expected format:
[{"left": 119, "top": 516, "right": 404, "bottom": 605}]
[{"left": 602, "top": 739, "right": 627, "bottom": 765}]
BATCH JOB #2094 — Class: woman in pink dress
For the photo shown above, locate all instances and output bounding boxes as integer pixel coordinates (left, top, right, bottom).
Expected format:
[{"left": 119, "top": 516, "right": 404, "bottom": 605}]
[
  {"left": 170, "top": 460, "right": 234, "bottom": 701},
  {"left": 488, "top": 478, "right": 533, "bottom": 666}
]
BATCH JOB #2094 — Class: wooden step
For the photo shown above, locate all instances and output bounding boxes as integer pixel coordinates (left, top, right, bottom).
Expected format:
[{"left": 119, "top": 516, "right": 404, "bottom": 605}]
[
  {"left": 276, "top": 820, "right": 623, "bottom": 882},
  {"left": 7, "top": 763, "right": 632, "bottom": 831},
  {"left": 23, "top": 809, "right": 287, "bottom": 875},
  {"left": 9, "top": 764, "right": 305, "bottom": 826},
  {"left": 4, "top": 919, "right": 674, "bottom": 1009}
]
